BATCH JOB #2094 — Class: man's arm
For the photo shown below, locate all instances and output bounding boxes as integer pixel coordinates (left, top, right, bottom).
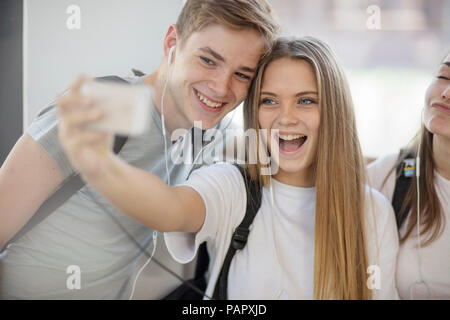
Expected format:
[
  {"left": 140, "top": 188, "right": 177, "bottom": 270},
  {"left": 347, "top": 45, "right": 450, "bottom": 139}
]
[
  {"left": 56, "top": 75, "right": 206, "bottom": 234},
  {"left": 84, "top": 154, "right": 206, "bottom": 233},
  {"left": 0, "top": 133, "right": 64, "bottom": 249}
]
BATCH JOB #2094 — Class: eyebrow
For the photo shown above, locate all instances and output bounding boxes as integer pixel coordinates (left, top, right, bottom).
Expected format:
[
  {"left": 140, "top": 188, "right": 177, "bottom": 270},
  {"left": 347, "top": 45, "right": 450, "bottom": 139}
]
[
  {"left": 443, "top": 62, "right": 450, "bottom": 67},
  {"left": 199, "top": 46, "right": 256, "bottom": 74},
  {"left": 261, "top": 91, "right": 318, "bottom": 96}
]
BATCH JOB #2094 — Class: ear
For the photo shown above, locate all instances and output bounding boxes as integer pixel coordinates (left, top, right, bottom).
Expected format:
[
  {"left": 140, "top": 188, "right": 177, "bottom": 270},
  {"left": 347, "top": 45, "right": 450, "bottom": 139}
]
[{"left": 163, "top": 24, "right": 179, "bottom": 61}]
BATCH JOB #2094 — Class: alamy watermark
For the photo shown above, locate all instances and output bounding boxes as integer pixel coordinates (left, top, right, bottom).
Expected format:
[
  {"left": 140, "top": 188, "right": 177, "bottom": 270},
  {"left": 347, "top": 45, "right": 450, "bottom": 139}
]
[
  {"left": 366, "top": 5, "right": 381, "bottom": 30},
  {"left": 367, "top": 265, "right": 381, "bottom": 290},
  {"left": 66, "top": 265, "right": 81, "bottom": 290},
  {"left": 170, "top": 121, "right": 280, "bottom": 175},
  {"left": 66, "top": 5, "right": 81, "bottom": 30}
]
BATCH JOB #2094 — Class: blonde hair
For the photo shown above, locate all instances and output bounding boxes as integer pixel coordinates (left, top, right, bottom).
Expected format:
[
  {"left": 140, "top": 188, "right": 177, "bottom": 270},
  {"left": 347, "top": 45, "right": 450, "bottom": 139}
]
[
  {"left": 176, "top": 0, "right": 279, "bottom": 58},
  {"left": 243, "top": 37, "right": 371, "bottom": 299}
]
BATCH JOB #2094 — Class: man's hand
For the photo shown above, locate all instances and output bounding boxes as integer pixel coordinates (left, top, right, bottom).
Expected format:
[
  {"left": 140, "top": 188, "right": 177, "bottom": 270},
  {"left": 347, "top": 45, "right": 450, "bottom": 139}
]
[{"left": 56, "top": 75, "right": 114, "bottom": 180}]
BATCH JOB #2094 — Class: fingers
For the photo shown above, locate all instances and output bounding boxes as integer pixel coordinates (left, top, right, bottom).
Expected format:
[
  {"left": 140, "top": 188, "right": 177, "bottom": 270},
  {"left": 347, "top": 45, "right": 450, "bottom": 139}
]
[
  {"left": 55, "top": 75, "right": 115, "bottom": 176},
  {"left": 56, "top": 74, "right": 107, "bottom": 154},
  {"left": 56, "top": 74, "right": 102, "bottom": 130},
  {"left": 69, "top": 74, "right": 91, "bottom": 94},
  {"left": 56, "top": 74, "right": 93, "bottom": 114},
  {"left": 58, "top": 107, "right": 104, "bottom": 141},
  {"left": 65, "top": 107, "right": 103, "bottom": 130}
]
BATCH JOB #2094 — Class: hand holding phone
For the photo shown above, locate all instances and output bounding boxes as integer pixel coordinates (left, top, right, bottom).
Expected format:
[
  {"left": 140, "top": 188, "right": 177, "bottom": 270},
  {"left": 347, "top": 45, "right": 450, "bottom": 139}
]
[{"left": 81, "top": 81, "right": 152, "bottom": 136}]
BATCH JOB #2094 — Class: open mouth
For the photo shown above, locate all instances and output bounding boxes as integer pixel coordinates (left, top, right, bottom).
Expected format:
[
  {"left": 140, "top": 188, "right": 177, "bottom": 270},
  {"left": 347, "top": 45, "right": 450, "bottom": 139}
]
[
  {"left": 277, "top": 133, "right": 308, "bottom": 153},
  {"left": 193, "top": 88, "right": 227, "bottom": 113}
]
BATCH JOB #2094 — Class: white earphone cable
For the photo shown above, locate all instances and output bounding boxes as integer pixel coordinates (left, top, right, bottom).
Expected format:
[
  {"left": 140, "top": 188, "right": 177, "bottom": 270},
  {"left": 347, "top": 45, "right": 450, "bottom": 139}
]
[
  {"left": 129, "top": 230, "right": 158, "bottom": 300},
  {"left": 409, "top": 132, "right": 432, "bottom": 299},
  {"left": 129, "top": 47, "right": 174, "bottom": 299}
]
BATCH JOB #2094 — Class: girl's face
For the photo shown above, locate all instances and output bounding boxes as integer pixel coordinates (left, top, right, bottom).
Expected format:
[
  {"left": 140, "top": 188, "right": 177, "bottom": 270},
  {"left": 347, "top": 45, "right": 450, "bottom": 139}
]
[
  {"left": 423, "top": 54, "right": 450, "bottom": 139},
  {"left": 258, "top": 58, "right": 320, "bottom": 187}
]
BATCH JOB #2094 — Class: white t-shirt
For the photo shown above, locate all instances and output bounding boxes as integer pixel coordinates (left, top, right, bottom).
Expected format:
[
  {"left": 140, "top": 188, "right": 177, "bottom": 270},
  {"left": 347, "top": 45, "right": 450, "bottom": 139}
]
[
  {"left": 367, "top": 153, "right": 450, "bottom": 299},
  {"left": 165, "top": 163, "right": 399, "bottom": 299}
]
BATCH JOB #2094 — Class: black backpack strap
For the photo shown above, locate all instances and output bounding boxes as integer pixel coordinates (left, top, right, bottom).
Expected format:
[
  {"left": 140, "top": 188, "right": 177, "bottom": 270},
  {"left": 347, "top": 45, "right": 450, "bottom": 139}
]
[
  {"left": 392, "top": 148, "right": 416, "bottom": 229},
  {"left": 3, "top": 76, "right": 130, "bottom": 251},
  {"left": 194, "top": 242, "right": 210, "bottom": 279},
  {"left": 212, "top": 165, "right": 263, "bottom": 300},
  {"left": 163, "top": 241, "right": 209, "bottom": 300}
]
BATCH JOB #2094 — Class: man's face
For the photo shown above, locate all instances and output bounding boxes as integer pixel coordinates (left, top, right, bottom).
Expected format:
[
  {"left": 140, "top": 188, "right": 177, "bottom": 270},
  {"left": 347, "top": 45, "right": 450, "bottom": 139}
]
[{"left": 168, "top": 24, "right": 265, "bottom": 130}]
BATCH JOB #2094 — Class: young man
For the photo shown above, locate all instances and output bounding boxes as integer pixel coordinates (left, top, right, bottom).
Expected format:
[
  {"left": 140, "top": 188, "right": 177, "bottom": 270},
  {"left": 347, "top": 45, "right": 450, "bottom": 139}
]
[{"left": 0, "top": 0, "right": 278, "bottom": 299}]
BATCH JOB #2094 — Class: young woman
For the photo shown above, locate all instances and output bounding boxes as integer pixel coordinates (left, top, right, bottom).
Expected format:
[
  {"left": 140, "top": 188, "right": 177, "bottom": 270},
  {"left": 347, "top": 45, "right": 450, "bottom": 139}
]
[
  {"left": 367, "top": 53, "right": 450, "bottom": 299},
  {"left": 57, "top": 37, "right": 399, "bottom": 299}
]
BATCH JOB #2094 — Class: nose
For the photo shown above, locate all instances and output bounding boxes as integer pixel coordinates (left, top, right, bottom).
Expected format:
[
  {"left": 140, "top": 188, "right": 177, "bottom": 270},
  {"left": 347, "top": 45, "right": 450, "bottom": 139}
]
[
  {"left": 442, "top": 84, "right": 450, "bottom": 100},
  {"left": 278, "top": 103, "right": 299, "bottom": 126},
  {"left": 208, "top": 70, "right": 232, "bottom": 98}
]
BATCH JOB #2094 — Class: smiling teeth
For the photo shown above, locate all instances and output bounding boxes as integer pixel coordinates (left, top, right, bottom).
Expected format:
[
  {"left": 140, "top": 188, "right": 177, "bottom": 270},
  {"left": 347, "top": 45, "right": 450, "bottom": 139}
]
[
  {"left": 279, "top": 134, "right": 305, "bottom": 141},
  {"left": 196, "top": 91, "right": 222, "bottom": 108}
]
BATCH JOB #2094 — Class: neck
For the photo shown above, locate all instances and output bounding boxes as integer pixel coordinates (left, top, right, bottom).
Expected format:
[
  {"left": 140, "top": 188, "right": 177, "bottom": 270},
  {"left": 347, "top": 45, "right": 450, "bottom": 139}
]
[
  {"left": 433, "top": 134, "right": 450, "bottom": 180},
  {"left": 273, "top": 167, "right": 315, "bottom": 188},
  {"left": 141, "top": 65, "right": 192, "bottom": 134}
]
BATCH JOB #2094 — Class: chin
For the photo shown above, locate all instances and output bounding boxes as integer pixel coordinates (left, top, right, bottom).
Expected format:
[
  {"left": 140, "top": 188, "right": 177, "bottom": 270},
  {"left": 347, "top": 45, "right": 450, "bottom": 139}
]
[
  {"left": 196, "top": 117, "right": 220, "bottom": 130},
  {"left": 277, "top": 161, "right": 310, "bottom": 175},
  {"left": 427, "top": 116, "right": 450, "bottom": 139},
  {"left": 186, "top": 109, "right": 219, "bottom": 130}
]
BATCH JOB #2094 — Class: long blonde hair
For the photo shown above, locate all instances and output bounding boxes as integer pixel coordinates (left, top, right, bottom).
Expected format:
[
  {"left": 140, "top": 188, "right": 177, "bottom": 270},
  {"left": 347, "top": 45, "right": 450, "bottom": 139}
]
[{"left": 243, "top": 37, "right": 371, "bottom": 299}]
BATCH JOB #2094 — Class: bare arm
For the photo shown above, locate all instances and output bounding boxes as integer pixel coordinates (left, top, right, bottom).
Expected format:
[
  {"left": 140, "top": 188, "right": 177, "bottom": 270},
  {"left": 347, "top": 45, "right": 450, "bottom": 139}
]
[
  {"left": 83, "top": 154, "right": 206, "bottom": 233},
  {"left": 56, "top": 75, "right": 206, "bottom": 234},
  {"left": 0, "top": 133, "right": 64, "bottom": 248}
]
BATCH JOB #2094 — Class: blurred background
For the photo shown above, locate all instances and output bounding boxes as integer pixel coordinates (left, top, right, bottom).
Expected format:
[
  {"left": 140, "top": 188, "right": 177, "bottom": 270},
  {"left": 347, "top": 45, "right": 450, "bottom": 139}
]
[
  {"left": 0, "top": 0, "right": 449, "bottom": 299},
  {"left": 0, "top": 0, "right": 449, "bottom": 164}
]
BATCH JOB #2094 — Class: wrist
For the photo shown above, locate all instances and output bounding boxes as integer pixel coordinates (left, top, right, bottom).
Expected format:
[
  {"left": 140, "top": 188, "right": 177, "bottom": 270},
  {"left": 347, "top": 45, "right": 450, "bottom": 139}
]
[{"left": 80, "top": 151, "right": 120, "bottom": 184}]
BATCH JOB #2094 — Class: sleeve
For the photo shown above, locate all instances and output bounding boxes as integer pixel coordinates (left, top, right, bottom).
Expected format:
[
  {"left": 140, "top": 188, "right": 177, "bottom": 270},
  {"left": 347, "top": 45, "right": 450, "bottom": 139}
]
[
  {"left": 366, "top": 153, "right": 399, "bottom": 202},
  {"left": 366, "top": 188, "right": 400, "bottom": 300},
  {"left": 164, "top": 164, "right": 246, "bottom": 264},
  {"left": 25, "top": 105, "right": 75, "bottom": 179}
]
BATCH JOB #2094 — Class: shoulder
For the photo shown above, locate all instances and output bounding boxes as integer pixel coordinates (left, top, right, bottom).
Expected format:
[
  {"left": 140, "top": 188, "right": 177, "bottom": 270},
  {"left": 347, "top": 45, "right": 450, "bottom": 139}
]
[
  {"left": 366, "top": 153, "right": 400, "bottom": 198},
  {"left": 94, "top": 75, "right": 138, "bottom": 85},
  {"left": 364, "top": 186, "right": 393, "bottom": 217},
  {"left": 183, "top": 163, "right": 247, "bottom": 214},
  {"left": 363, "top": 185, "right": 397, "bottom": 235},
  {"left": 367, "top": 153, "right": 399, "bottom": 179},
  {"left": 188, "top": 163, "right": 244, "bottom": 186}
]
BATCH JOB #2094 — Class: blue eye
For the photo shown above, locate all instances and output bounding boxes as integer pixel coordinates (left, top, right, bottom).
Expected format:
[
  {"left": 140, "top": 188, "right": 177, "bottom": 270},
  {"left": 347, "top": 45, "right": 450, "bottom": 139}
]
[
  {"left": 299, "top": 98, "right": 315, "bottom": 105},
  {"left": 200, "top": 56, "right": 215, "bottom": 66},
  {"left": 261, "top": 98, "right": 276, "bottom": 105}
]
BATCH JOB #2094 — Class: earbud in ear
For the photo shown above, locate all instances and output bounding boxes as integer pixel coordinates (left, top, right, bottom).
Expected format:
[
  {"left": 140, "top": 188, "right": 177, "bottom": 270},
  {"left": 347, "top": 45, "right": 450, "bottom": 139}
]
[{"left": 168, "top": 45, "right": 176, "bottom": 67}]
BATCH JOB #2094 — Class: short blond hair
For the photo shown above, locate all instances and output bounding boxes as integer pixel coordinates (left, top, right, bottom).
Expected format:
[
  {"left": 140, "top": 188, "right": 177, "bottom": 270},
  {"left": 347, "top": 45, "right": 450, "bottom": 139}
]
[{"left": 176, "top": 0, "right": 279, "bottom": 58}]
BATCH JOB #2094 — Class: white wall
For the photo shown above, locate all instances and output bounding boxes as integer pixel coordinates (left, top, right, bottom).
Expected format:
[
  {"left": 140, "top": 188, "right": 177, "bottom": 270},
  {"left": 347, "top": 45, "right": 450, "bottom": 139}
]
[{"left": 24, "top": 0, "right": 184, "bottom": 127}]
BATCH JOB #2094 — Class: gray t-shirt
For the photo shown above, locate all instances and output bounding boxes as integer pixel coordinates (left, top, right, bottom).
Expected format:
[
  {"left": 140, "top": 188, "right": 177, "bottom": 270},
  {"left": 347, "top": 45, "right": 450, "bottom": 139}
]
[{"left": 0, "top": 76, "right": 211, "bottom": 299}]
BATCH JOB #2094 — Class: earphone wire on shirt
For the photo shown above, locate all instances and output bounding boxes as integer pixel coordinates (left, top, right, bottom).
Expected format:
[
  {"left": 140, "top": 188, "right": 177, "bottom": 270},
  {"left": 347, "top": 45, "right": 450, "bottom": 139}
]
[
  {"left": 127, "top": 47, "right": 173, "bottom": 299},
  {"left": 409, "top": 129, "right": 432, "bottom": 299},
  {"left": 84, "top": 187, "right": 212, "bottom": 300}
]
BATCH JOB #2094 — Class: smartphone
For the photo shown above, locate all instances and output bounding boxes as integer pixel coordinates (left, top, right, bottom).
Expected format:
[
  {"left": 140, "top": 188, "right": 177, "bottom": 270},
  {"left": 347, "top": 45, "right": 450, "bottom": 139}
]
[{"left": 81, "top": 81, "right": 152, "bottom": 136}]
